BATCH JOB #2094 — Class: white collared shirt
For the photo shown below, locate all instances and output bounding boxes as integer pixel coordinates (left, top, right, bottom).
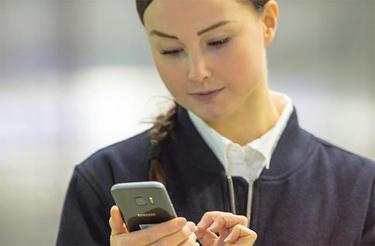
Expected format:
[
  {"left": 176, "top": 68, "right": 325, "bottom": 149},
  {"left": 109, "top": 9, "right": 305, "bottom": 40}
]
[{"left": 188, "top": 91, "right": 293, "bottom": 182}]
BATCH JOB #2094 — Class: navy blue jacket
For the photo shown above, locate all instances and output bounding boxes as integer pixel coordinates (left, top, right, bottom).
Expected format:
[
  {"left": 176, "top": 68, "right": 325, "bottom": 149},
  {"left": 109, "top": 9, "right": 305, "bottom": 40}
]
[{"left": 57, "top": 106, "right": 375, "bottom": 245}]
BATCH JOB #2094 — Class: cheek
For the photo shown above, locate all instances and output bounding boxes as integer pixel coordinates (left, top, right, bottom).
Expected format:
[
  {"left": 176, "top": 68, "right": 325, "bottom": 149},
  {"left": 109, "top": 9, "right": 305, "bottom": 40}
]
[
  {"left": 222, "top": 24, "right": 266, "bottom": 83},
  {"left": 154, "top": 58, "right": 186, "bottom": 95},
  {"left": 216, "top": 42, "right": 265, "bottom": 90}
]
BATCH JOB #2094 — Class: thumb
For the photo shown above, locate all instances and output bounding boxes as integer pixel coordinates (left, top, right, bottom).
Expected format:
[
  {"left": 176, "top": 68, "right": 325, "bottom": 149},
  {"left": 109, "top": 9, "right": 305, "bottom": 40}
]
[
  {"left": 224, "top": 224, "right": 257, "bottom": 245},
  {"left": 109, "top": 206, "right": 129, "bottom": 236}
]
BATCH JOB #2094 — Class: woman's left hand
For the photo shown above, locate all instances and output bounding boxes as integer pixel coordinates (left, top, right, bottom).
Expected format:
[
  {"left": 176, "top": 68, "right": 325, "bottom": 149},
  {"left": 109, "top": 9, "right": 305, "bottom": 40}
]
[{"left": 194, "top": 211, "right": 257, "bottom": 246}]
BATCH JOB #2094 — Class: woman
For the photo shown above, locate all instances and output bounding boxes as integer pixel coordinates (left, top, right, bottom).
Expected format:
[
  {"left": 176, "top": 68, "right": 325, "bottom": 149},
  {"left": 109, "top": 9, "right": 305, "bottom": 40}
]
[{"left": 57, "top": 0, "right": 375, "bottom": 245}]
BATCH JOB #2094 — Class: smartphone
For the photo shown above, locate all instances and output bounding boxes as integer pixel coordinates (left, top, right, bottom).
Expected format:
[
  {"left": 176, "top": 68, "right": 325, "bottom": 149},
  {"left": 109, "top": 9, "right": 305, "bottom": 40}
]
[{"left": 111, "top": 181, "right": 177, "bottom": 232}]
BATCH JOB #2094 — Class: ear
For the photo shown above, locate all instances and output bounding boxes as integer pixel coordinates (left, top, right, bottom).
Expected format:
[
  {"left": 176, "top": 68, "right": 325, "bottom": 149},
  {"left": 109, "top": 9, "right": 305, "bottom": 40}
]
[{"left": 261, "top": 0, "right": 279, "bottom": 48}]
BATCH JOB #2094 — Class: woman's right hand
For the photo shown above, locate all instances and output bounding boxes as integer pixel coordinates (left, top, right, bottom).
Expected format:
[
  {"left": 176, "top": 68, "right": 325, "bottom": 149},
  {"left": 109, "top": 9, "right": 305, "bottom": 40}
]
[
  {"left": 195, "top": 211, "right": 257, "bottom": 246},
  {"left": 109, "top": 206, "right": 198, "bottom": 246}
]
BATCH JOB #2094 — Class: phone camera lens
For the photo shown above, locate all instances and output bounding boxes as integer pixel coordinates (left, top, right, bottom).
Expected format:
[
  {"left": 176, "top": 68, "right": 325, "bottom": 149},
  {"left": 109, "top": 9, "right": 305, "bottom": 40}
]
[
  {"left": 148, "top": 197, "right": 154, "bottom": 204},
  {"left": 135, "top": 197, "right": 147, "bottom": 206}
]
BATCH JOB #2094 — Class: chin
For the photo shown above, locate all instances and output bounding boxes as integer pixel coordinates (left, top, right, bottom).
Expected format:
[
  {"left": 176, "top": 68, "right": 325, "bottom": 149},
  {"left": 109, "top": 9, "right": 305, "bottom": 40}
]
[{"left": 192, "top": 106, "right": 229, "bottom": 123}]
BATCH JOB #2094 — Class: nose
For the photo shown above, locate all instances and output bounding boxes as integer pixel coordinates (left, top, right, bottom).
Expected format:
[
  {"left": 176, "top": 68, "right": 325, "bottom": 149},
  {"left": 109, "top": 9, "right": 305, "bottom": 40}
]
[{"left": 187, "top": 52, "right": 211, "bottom": 83}]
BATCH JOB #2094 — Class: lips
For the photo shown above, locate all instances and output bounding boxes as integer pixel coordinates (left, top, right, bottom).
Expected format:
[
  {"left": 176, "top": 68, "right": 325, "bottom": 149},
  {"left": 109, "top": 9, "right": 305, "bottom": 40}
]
[
  {"left": 190, "top": 87, "right": 225, "bottom": 96},
  {"left": 189, "top": 87, "right": 225, "bottom": 103}
]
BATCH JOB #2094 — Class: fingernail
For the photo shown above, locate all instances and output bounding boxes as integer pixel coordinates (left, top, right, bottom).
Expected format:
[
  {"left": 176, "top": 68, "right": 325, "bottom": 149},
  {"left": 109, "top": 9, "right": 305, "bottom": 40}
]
[
  {"left": 223, "top": 235, "right": 232, "bottom": 243},
  {"left": 197, "top": 220, "right": 208, "bottom": 228},
  {"left": 209, "top": 220, "right": 219, "bottom": 230},
  {"left": 176, "top": 217, "right": 187, "bottom": 227},
  {"left": 224, "top": 233, "right": 235, "bottom": 243},
  {"left": 187, "top": 222, "right": 196, "bottom": 231}
]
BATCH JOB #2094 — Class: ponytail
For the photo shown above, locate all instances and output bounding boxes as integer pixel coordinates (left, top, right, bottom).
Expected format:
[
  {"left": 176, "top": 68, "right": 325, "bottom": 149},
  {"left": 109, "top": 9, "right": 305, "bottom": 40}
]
[{"left": 148, "top": 103, "right": 177, "bottom": 184}]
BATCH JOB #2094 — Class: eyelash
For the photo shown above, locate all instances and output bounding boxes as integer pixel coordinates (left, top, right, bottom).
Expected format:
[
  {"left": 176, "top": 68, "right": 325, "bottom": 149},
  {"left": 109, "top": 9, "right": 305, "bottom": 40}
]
[
  {"left": 160, "top": 37, "right": 231, "bottom": 56},
  {"left": 208, "top": 37, "right": 231, "bottom": 48},
  {"left": 160, "top": 48, "right": 184, "bottom": 56}
]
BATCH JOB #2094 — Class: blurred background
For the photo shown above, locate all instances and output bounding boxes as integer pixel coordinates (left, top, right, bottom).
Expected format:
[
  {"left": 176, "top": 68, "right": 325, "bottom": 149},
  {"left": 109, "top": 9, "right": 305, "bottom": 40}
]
[{"left": 0, "top": 0, "right": 374, "bottom": 245}]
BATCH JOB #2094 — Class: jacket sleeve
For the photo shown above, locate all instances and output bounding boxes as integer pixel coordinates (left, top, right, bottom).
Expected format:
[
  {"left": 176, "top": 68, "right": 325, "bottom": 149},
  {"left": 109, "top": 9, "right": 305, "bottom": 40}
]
[
  {"left": 56, "top": 166, "right": 111, "bottom": 246},
  {"left": 360, "top": 178, "right": 375, "bottom": 245}
]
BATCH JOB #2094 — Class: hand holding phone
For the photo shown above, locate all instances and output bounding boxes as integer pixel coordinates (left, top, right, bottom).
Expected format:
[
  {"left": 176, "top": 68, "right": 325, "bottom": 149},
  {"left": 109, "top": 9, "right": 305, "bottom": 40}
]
[
  {"left": 111, "top": 181, "right": 177, "bottom": 231},
  {"left": 109, "top": 181, "right": 198, "bottom": 245},
  {"left": 109, "top": 206, "right": 197, "bottom": 245}
]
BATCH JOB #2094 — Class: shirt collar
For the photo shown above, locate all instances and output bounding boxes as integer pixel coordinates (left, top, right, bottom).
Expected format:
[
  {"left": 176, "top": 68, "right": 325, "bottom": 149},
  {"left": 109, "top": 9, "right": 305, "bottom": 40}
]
[
  {"left": 250, "top": 92, "right": 294, "bottom": 169},
  {"left": 188, "top": 110, "right": 229, "bottom": 167},
  {"left": 188, "top": 91, "right": 293, "bottom": 172}
]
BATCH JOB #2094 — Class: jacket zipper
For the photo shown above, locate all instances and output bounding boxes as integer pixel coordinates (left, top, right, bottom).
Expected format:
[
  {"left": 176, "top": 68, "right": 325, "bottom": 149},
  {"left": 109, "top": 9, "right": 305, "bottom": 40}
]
[
  {"left": 227, "top": 175, "right": 254, "bottom": 227},
  {"left": 226, "top": 176, "right": 236, "bottom": 214}
]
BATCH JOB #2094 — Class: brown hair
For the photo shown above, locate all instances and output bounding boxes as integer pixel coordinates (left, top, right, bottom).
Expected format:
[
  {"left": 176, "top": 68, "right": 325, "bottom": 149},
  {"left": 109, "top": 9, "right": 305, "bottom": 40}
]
[
  {"left": 137, "top": 0, "right": 271, "bottom": 183},
  {"left": 136, "top": 0, "right": 271, "bottom": 25},
  {"left": 148, "top": 103, "right": 177, "bottom": 184}
]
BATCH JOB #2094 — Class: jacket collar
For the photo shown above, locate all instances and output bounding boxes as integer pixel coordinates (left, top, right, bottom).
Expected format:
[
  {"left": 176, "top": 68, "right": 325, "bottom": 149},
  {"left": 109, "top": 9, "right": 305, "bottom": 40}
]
[
  {"left": 170, "top": 105, "right": 315, "bottom": 180},
  {"left": 261, "top": 109, "right": 315, "bottom": 180}
]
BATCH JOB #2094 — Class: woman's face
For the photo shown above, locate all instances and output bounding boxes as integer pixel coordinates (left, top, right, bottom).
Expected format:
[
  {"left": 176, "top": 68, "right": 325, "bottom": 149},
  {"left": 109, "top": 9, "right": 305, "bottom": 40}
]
[{"left": 143, "top": 0, "right": 275, "bottom": 123}]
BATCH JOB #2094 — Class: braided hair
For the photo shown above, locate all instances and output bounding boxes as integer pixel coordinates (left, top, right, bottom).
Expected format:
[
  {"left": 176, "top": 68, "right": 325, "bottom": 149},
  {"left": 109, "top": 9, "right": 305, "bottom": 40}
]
[
  {"left": 135, "top": 0, "right": 271, "bottom": 183},
  {"left": 148, "top": 103, "right": 177, "bottom": 184}
]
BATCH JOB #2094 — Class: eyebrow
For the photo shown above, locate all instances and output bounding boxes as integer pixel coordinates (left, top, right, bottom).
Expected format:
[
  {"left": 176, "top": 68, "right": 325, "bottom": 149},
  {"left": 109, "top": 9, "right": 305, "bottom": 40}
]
[{"left": 149, "top": 20, "right": 235, "bottom": 40}]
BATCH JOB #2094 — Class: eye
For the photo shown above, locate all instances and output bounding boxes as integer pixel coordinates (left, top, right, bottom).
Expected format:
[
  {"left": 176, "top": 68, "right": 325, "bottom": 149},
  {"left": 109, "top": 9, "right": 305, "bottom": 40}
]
[
  {"left": 160, "top": 48, "right": 184, "bottom": 56},
  {"left": 208, "top": 37, "right": 231, "bottom": 48}
]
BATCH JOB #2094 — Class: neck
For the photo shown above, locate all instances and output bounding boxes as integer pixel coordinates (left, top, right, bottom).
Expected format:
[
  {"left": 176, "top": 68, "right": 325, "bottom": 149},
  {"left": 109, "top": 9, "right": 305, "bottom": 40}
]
[{"left": 206, "top": 84, "right": 285, "bottom": 146}]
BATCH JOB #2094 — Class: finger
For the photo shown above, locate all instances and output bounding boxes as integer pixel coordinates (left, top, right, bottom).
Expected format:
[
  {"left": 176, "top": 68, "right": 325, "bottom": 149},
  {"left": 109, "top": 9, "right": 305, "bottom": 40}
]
[
  {"left": 216, "top": 227, "right": 231, "bottom": 242},
  {"left": 178, "top": 227, "right": 198, "bottom": 246},
  {"left": 199, "top": 212, "right": 247, "bottom": 233},
  {"left": 154, "top": 221, "right": 196, "bottom": 246},
  {"left": 193, "top": 227, "right": 204, "bottom": 239},
  {"left": 109, "top": 206, "right": 128, "bottom": 236},
  {"left": 209, "top": 214, "right": 247, "bottom": 232},
  {"left": 197, "top": 211, "right": 221, "bottom": 230},
  {"left": 195, "top": 228, "right": 218, "bottom": 246},
  {"left": 224, "top": 224, "right": 257, "bottom": 245},
  {"left": 130, "top": 217, "right": 187, "bottom": 245}
]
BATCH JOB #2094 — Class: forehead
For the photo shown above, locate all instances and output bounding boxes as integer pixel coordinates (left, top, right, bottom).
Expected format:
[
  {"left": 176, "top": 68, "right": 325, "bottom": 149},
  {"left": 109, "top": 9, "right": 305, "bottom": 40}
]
[{"left": 143, "top": 0, "right": 255, "bottom": 32}]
